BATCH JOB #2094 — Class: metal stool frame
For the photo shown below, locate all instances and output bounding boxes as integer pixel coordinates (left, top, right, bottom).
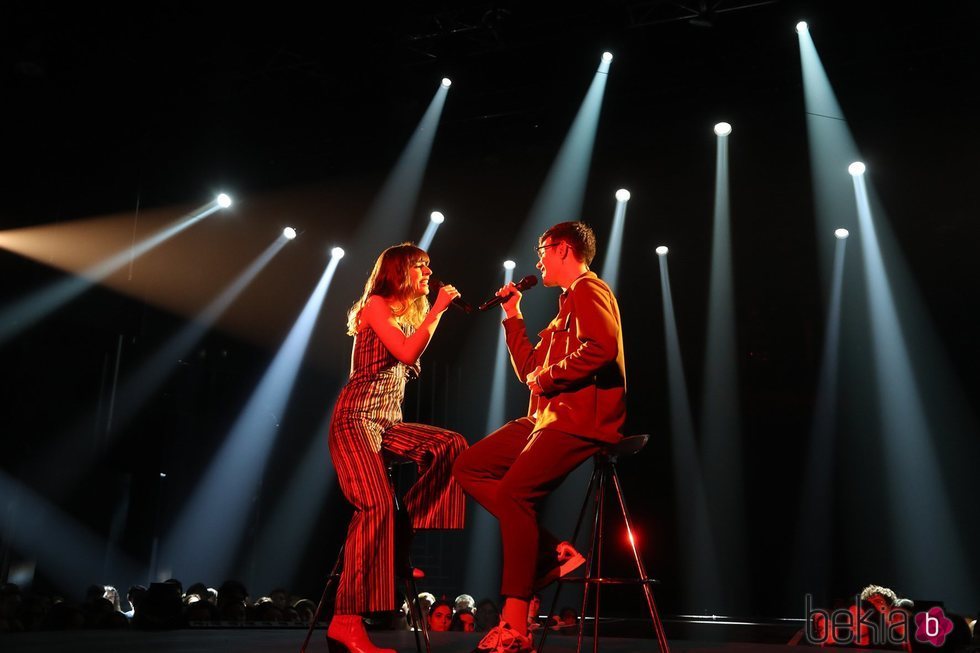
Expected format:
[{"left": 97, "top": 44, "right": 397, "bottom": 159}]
[{"left": 537, "top": 434, "right": 670, "bottom": 653}]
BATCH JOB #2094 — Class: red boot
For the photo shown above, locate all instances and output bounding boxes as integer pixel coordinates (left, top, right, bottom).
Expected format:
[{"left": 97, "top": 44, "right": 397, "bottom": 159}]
[{"left": 327, "top": 614, "right": 396, "bottom": 653}]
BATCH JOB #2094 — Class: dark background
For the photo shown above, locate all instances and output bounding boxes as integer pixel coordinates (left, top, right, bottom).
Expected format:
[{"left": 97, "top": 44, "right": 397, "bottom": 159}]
[{"left": 1, "top": 1, "right": 978, "bottom": 619}]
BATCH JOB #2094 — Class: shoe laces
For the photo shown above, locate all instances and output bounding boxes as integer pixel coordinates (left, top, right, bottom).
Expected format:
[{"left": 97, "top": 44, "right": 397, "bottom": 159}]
[{"left": 477, "top": 622, "right": 532, "bottom": 653}]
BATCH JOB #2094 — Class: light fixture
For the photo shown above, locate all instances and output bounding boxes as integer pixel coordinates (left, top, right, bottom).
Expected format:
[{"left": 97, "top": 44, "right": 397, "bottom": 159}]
[{"left": 848, "top": 161, "right": 866, "bottom": 176}]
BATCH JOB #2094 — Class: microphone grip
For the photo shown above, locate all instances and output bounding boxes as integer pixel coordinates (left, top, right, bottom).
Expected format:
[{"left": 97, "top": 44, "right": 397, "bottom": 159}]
[
  {"left": 478, "top": 294, "right": 508, "bottom": 312},
  {"left": 431, "top": 277, "right": 473, "bottom": 314},
  {"left": 451, "top": 297, "right": 474, "bottom": 314},
  {"left": 478, "top": 275, "right": 537, "bottom": 312}
]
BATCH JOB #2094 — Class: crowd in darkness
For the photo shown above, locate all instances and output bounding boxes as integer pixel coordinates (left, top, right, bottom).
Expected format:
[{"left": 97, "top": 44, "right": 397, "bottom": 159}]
[{"left": 0, "top": 579, "right": 581, "bottom": 634}]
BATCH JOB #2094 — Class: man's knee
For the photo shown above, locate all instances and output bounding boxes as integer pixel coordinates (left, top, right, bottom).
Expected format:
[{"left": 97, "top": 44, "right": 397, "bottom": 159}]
[{"left": 494, "top": 477, "right": 533, "bottom": 515}]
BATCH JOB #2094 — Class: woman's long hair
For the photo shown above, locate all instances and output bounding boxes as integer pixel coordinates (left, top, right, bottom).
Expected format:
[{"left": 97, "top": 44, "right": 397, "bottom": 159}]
[{"left": 346, "top": 243, "right": 430, "bottom": 336}]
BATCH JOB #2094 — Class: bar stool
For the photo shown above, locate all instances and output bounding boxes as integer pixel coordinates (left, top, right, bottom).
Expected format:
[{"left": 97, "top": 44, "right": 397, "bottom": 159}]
[
  {"left": 537, "top": 434, "right": 671, "bottom": 653},
  {"left": 300, "top": 459, "right": 430, "bottom": 653}
]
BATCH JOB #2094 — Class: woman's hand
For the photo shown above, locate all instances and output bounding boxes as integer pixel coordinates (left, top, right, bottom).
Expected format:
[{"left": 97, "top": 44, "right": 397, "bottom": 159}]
[{"left": 432, "top": 283, "right": 460, "bottom": 314}]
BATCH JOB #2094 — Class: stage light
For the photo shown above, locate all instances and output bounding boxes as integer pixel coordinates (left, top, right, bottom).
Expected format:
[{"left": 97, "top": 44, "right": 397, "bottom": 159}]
[
  {"left": 848, "top": 161, "right": 866, "bottom": 176},
  {"left": 656, "top": 246, "right": 669, "bottom": 256},
  {"left": 714, "top": 122, "right": 732, "bottom": 137},
  {"left": 503, "top": 260, "right": 516, "bottom": 271},
  {"left": 834, "top": 228, "right": 849, "bottom": 240},
  {"left": 615, "top": 189, "right": 631, "bottom": 202},
  {"left": 602, "top": 52, "right": 613, "bottom": 63},
  {"left": 216, "top": 193, "right": 232, "bottom": 208},
  {"left": 331, "top": 246, "right": 345, "bottom": 259},
  {"left": 441, "top": 78, "right": 452, "bottom": 88},
  {"left": 430, "top": 211, "right": 445, "bottom": 224},
  {"left": 283, "top": 227, "right": 297, "bottom": 240},
  {"left": 796, "top": 21, "right": 808, "bottom": 33}
]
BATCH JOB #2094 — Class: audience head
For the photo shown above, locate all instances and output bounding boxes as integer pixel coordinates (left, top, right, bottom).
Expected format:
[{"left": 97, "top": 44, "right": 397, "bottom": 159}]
[
  {"left": 475, "top": 599, "right": 500, "bottom": 631},
  {"left": 427, "top": 599, "right": 454, "bottom": 632},
  {"left": 126, "top": 585, "right": 147, "bottom": 613},
  {"left": 417, "top": 592, "right": 436, "bottom": 613},
  {"left": 529, "top": 594, "right": 541, "bottom": 619},
  {"left": 450, "top": 609, "right": 476, "bottom": 632},
  {"left": 454, "top": 593, "right": 475, "bottom": 613},
  {"left": 860, "top": 584, "right": 899, "bottom": 614}
]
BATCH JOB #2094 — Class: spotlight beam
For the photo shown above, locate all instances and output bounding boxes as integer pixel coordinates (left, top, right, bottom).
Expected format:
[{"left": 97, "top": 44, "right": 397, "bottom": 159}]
[
  {"left": 160, "top": 253, "right": 344, "bottom": 583},
  {"left": 462, "top": 263, "right": 514, "bottom": 599},
  {"left": 699, "top": 120, "right": 749, "bottom": 610},
  {"left": 0, "top": 200, "right": 225, "bottom": 347},
  {"left": 797, "top": 23, "right": 862, "bottom": 287},
  {"left": 356, "top": 82, "right": 450, "bottom": 248},
  {"left": 0, "top": 470, "right": 142, "bottom": 595},
  {"left": 791, "top": 233, "right": 847, "bottom": 604},
  {"left": 249, "top": 405, "right": 338, "bottom": 592},
  {"left": 17, "top": 235, "right": 292, "bottom": 497},
  {"left": 600, "top": 193, "right": 629, "bottom": 292},
  {"left": 852, "top": 173, "right": 973, "bottom": 604},
  {"left": 418, "top": 212, "right": 445, "bottom": 251},
  {"left": 658, "top": 254, "right": 722, "bottom": 610}
]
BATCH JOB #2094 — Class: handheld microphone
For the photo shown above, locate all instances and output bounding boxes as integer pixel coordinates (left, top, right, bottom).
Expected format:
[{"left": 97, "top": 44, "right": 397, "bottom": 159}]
[
  {"left": 478, "top": 275, "right": 538, "bottom": 311},
  {"left": 431, "top": 278, "right": 474, "bottom": 314}
]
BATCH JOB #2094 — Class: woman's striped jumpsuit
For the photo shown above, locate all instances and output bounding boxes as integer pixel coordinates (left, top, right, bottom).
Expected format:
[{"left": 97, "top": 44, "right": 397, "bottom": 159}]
[{"left": 328, "top": 323, "right": 467, "bottom": 614}]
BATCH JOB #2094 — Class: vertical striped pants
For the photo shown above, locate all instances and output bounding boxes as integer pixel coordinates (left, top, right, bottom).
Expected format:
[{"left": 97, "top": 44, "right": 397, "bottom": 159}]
[{"left": 329, "top": 417, "right": 467, "bottom": 614}]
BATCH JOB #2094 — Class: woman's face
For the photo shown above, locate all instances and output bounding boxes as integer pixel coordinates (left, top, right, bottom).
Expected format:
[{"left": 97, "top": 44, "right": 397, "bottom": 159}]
[
  {"left": 429, "top": 604, "right": 453, "bottom": 632},
  {"left": 458, "top": 612, "right": 475, "bottom": 632},
  {"left": 407, "top": 258, "right": 432, "bottom": 299}
]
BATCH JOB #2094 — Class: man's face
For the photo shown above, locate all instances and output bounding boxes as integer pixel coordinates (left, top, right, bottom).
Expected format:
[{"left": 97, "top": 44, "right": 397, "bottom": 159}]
[{"left": 535, "top": 239, "right": 563, "bottom": 287}]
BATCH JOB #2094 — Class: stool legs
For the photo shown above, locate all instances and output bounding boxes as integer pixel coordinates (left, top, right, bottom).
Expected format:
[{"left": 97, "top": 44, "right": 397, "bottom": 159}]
[
  {"left": 537, "top": 456, "right": 671, "bottom": 653},
  {"left": 390, "top": 464, "right": 431, "bottom": 653},
  {"left": 538, "top": 464, "right": 600, "bottom": 653},
  {"left": 301, "top": 545, "right": 344, "bottom": 653},
  {"left": 578, "top": 461, "right": 606, "bottom": 653},
  {"left": 611, "top": 465, "right": 670, "bottom": 653}
]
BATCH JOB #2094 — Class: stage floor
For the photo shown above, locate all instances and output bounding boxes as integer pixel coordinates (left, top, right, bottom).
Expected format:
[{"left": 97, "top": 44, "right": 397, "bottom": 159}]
[{"left": 1, "top": 627, "right": 902, "bottom": 653}]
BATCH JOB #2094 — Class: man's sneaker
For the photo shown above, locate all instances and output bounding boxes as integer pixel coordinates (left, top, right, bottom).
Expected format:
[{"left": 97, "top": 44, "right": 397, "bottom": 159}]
[
  {"left": 533, "top": 541, "right": 585, "bottom": 591},
  {"left": 474, "top": 620, "right": 534, "bottom": 653}
]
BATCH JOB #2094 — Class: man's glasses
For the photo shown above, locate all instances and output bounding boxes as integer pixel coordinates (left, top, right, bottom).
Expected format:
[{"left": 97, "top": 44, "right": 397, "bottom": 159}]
[{"left": 535, "top": 242, "right": 560, "bottom": 259}]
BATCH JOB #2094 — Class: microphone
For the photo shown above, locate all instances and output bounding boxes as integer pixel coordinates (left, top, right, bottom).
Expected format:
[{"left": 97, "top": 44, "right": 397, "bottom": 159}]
[
  {"left": 478, "top": 275, "right": 538, "bottom": 312},
  {"left": 431, "top": 278, "right": 474, "bottom": 314}
]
